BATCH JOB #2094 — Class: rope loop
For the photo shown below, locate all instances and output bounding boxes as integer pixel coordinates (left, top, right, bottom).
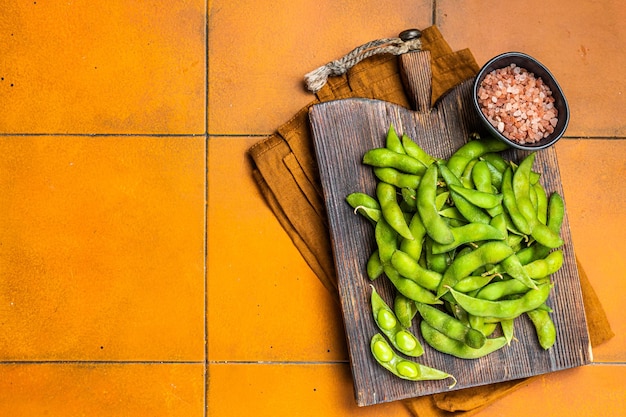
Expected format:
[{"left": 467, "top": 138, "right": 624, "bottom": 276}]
[{"left": 304, "top": 34, "right": 422, "bottom": 93}]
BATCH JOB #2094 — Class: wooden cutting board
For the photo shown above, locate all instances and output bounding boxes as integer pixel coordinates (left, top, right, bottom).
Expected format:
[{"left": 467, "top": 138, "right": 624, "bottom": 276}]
[{"left": 308, "top": 51, "right": 591, "bottom": 407}]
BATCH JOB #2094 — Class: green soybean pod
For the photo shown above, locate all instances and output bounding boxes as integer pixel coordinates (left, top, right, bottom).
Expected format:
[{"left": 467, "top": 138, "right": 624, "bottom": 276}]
[
  {"left": 460, "top": 158, "right": 478, "bottom": 189},
  {"left": 371, "top": 286, "right": 424, "bottom": 357},
  {"left": 430, "top": 223, "right": 506, "bottom": 254},
  {"left": 471, "top": 160, "right": 493, "bottom": 192},
  {"left": 374, "top": 167, "right": 421, "bottom": 189},
  {"left": 400, "top": 212, "right": 427, "bottom": 261},
  {"left": 438, "top": 162, "right": 492, "bottom": 225},
  {"left": 366, "top": 250, "right": 384, "bottom": 280},
  {"left": 500, "top": 253, "right": 538, "bottom": 290},
  {"left": 346, "top": 192, "right": 382, "bottom": 224},
  {"left": 386, "top": 123, "right": 406, "bottom": 154},
  {"left": 401, "top": 187, "right": 418, "bottom": 211},
  {"left": 530, "top": 220, "right": 564, "bottom": 249},
  {"left": 385, "top": 265, "right": 443, "bottom": 305},
  {"left": 435, "top": 191, "right": 450, "bottom": 211},
  {"left": 401, "top": 134, "right": 437, "bottom": 167},
  {"left": 417, "top": 164, "right": 455, "bottom": 245},
  {"left": 377, "top": 181, "right": 414, "bottom": 241},
  {"left": 424, "top": 237, "right": 452, "bottom": 274},
  {"left": 546, "top": 192, "right": 565, "bottom": 233},
  {"left": 524, "top": 250, "right": 564, "bottom": 279},
  {"left": 394, "top": 293, "right": 418, "bottom": 328},
  {"left": 439, "top": 207, "right": 466, "bottom": 222},
  {"left": 363, "top": 148, "right": 427, "bottom": 175},
  {"left": 448, "top": 184, "right": 503, "bottom": 210},
  {"left": 500, "top": 318, "right": 515, "bottom": 345},
  {"left": 447, "top": 283, "right": 552, "bottom": 319},
  {"left": 490, "top": 213, "right": 508, "bottom": 237},
  {"left": 437, "top": 241, "right": 513, "bottom": 298},
  {"left": 502, "top": 166, "right": 531, "bottom": 235},
  {"left": 526, "top": 308, "right": 556, "bottom": 350},
  {"left": 468, "top": 314, "right": 498, "bottom": 337},
  {"left": 480, "top": 152, "right": 509, "bottom": 174},
  {"left": 375, "top": 217, "right": 398, "bottom": 265},
  {"left": 370, "top": 333, "right": 457, "bottom": 386},
  {"left": 512, "top": 152, "right": 538, "bottom": 231},
  {"left": 420, "top": 320, "right": 508, "bottom": 360},
  {"left": 446, "top": 137, "right": 510, "bottom": 178},
  {"left": 533, "top": 182, "right": 549, "bottom": 225},
  {"left": 391, "top": 250, "right": 442, "bottom": 291},
  {"left": 476, "top": 278, "right": 533, "bottom": 301},
  {"left": 454, "top": 274, "right": 495, "bottom": 293},
  {"left": 517, "top": 192, "right": 566, "bottom": 265},
  {"left": 415, "top": 302, "right": 486, "bottom": 349}
]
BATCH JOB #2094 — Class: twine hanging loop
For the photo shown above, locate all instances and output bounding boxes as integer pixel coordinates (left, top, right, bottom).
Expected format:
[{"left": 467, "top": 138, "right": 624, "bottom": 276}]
[{"left": 304, "top": 29, "right": 423, "bottom": 93}]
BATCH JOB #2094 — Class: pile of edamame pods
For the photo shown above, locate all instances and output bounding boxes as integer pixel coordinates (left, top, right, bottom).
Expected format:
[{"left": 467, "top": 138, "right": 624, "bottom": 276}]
[{"left": 347, "top": 124, "right": 565, "bottom": 383}]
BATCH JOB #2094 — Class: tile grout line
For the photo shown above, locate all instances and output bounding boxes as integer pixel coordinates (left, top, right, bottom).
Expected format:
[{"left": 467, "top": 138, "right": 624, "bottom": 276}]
[
  {"left": 0, "top": 361, "right": 206, "bottom": 365},
  {"left": 206, "top": 360, "right": 626, "bottom": 366},
  {"left": 207, "top": 134, "right": 626, "bottom": 140},
  {"left": 205, "top": 1, "right": 210, "bottom": 416},
  {"left": 0, "top": 133, "right": 205, "bottom": 137}
]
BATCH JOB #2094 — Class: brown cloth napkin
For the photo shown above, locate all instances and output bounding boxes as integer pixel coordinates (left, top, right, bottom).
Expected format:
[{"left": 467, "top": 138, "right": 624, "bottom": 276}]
[{"left": 248, "top": 25, "right": 614, "bottom": 415}]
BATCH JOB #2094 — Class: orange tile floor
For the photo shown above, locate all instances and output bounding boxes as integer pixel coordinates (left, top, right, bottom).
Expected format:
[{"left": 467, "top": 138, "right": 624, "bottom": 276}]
[{"left": 0, "top": 0, "right": 623, "bottom": 415}]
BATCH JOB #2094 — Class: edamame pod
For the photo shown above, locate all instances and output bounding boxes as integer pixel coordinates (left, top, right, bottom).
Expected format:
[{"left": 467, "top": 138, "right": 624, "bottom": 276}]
[
  {"left": 401, "top": 134, "right": 437, "bottom": 167},
  {"left": 363, "top": 148, "right": 427, "bottom": 175},
  {"left": 446, "top": 136, "right": 510, "bottom": 178},
  {"left": 385, "top": 123, "right": 405, "bottom": 154},
  {"left": 430, "top": 223, "right": 506, "bottom": 254},
  {"left": 366, "top": 250, "right": 384, "bottom": 280},
  {"left": 446, "top": 283, "right": 552, "bottom": 319},
  {"left": 399, "top": 212, "right": 427, "bottom": 261},
  {"left": 370, "top": 286, "right": 424, "bottom": 357},
  {"left": 415, "top": 302, "right": 486, "bottom": 349},
  {"left": 377, "top": 182, "right": 414, "bottom": 241},
  {"left": 500, "top": 318, "right": 516, "bottom": 345},
  {"left": 385, "top": 266, "right": 443, "bottom": 305},
  {"left": 370, "top": 333, "right": 456, "bottom": 386},
  {"left": 500, "top": 253, "right": 538, "bottom": 290},
  {"left": 375, "top": 218, "right": 398, "bottom": 265},
  {"left": 417, "top": 164, "right": 455, "bottom": 245},
  {"left": 346, "top": 192, "right": 382, "bottom": 224},
  {"left": 438, "top": 162, "right": 492, "bottom": 224},
  {"left": 391, "top": 250, "right": 442, "bottom": 291},
  {"left": 526, "top": 308, "right": 556, "bottom": 350},
  {"left": 374, "top": 167, "right": 421, "bottom": 189},
  {"left": 524, "top": 250, "right": 564, "bottom": 279},
  {"left": 449, "top": 184, "right": 503, "bottom": 209},
  {"left": 420, "top": 321, "right": 508, "bottom": 360},
  {"left": 502, "top": 167, "right": 531, "bottom": 235},
  {"left": 437, "top": 241, "right": 514, "bottom": 298},
  {"left": 394, "top": 293, "right": 418, "bottom": 328},
  {"left": 512, "top": 152, "right": 538, "bottom": 230}
]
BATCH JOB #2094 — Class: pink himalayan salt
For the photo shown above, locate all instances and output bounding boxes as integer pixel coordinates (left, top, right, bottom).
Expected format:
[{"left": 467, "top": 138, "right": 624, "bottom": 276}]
[{"left": 477, "top": 64, "right": 558, "bottom": 144}]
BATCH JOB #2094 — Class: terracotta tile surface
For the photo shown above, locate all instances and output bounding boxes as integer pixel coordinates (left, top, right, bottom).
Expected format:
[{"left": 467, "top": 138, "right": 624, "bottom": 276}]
[
  {"left": 208, "top": 0, "right": 433, "bottom": 135},
  {"left": 0, "top": 0, "right": 624, "bottom": 415},
  {"left": 436, "top": 0, "right": 626, "bottom": 137},
  {"left": 207, "top": 1, "right": 625, "bottom": 415},
  {"left": 207, "top": 136, "right": 347, "bottom": 362},
  {"left": 0, "top": 1, "right": 206, "bottom": 134},
  {"left": 556, "top": 139, "right": 626, "bottom": 362},
  {"left": 0, "top": 363, "right": 204, "bottom": 416},
  {"left": 0, "top": 136, "right": 206, "bottom": 361},
  {"left": 208, "top": 363, "right": 413, "bottom": 417},
  {"left": 208, "top": 363, "right": 626, "bottom": 417}
]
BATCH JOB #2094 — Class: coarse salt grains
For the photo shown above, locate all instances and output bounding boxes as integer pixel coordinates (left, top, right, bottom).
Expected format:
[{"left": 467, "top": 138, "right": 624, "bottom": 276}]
[{"left": 477, "top": 64, "right": 558, "bottom": 144}]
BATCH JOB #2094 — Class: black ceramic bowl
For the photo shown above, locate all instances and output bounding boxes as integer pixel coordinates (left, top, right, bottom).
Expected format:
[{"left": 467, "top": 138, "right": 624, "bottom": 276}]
[{"left": 472, "top": 52, "right": 570, "bottom": 151}]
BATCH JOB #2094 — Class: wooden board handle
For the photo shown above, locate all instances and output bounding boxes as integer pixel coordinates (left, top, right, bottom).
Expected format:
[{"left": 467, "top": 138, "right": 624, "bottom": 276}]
[{"left": 399, "top": 50, "right": 432, "bottom": 112}]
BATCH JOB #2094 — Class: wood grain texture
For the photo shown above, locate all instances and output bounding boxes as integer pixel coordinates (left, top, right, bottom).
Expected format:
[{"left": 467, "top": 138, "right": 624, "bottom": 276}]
[{"left": 308, "top": 51, "right": 591, "bottom": 407}]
